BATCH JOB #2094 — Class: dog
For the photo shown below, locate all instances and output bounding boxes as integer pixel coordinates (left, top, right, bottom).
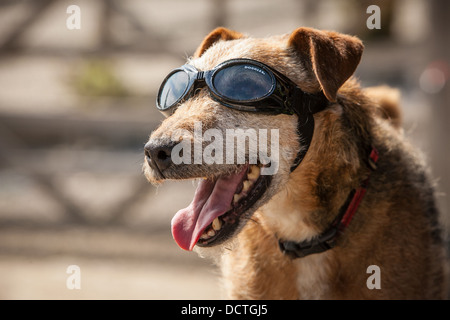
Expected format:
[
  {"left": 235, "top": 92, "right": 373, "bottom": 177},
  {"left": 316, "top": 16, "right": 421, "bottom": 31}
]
[{"left": 143, "top": 27, "right": 447, "bottom": 299}]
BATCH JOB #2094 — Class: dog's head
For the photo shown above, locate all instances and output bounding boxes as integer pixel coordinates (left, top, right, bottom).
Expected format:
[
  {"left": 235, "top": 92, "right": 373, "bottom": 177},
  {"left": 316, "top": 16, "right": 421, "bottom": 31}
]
[{"left": 143, "top": 27, "right": 363, "bottom": 252}]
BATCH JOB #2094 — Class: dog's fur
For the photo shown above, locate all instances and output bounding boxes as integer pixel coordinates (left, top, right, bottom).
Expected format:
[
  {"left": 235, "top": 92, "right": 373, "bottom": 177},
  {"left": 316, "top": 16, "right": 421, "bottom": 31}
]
[{"left": 144, "top": 27, "right": 447, "bottom": 299}]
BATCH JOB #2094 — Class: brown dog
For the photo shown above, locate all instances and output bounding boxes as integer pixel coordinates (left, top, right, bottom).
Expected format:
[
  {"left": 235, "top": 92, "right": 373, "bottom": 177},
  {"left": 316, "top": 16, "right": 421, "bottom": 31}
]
[{"left": 144, "top": 27, "right": 447, "bottom": 299}]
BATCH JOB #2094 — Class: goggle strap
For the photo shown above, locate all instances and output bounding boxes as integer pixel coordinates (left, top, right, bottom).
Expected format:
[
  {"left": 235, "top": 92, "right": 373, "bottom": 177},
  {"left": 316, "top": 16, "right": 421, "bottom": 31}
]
[
  {"left": 290, "top": 113, "right": 314, "bottom": 172},
  {"left": 289, "top": 90, "right": 329, "bottom": 172}
]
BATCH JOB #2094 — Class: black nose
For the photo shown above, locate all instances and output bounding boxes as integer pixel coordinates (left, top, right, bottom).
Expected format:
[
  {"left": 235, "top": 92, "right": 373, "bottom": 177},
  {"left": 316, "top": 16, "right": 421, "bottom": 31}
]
[{"left": 144, "top": 141, "right": 174, "bottom": 173}]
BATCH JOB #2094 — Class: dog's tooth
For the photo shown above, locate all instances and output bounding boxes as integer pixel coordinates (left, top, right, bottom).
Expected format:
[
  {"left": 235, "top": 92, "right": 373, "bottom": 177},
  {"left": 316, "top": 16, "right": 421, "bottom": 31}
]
[
  {"left": 233, "top": 193, "right": 242, "bottom": 204},
  {"left": 200, "top": 233, "right": 209, "bottom": 240},
  {"left": 207, "top": 229, "right": 216, "bottom": 237},
  {"left": 212, "top": 217, "right": 222, "bottom": 231},
  {"left": 247, "top": 165, "right": 260, "bottom": 180},
  {"left": 242, "top": 180, "right": 252, "bottom": 192}
]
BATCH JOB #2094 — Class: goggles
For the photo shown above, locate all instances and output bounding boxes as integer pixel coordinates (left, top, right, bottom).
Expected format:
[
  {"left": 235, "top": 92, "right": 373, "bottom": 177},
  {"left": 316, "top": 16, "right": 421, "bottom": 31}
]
[
  {"left": 156, "top": 58, "right": 327, "bottom": 118},
  {"left": 155, "top": 58, "right": 329, "bottom": 172}
]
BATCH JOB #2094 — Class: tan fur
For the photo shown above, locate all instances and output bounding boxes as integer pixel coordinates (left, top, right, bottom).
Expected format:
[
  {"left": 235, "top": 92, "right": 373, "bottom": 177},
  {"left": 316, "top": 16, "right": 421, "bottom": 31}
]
[
  {"left": 364, "top": 85, "right": 402, "bottom": 130},
  {"left": 144, "top": 27, "right": 447, "bottom": 299}
]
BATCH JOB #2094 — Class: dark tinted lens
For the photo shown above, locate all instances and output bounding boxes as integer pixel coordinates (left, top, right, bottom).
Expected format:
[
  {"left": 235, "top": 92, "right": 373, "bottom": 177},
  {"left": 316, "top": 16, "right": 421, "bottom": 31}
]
[
  {"left": 212, "top": 64, "right": 274, "bottom": 101},
  {"left": 158, "top": 70, "right": 189, "bottom": 110}
]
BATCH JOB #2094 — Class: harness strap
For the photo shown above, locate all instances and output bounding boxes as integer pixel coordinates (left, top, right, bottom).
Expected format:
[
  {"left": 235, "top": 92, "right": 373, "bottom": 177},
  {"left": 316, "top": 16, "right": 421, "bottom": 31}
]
[{"left": 289, "top": 90, "right": 329, "bottom": 172}]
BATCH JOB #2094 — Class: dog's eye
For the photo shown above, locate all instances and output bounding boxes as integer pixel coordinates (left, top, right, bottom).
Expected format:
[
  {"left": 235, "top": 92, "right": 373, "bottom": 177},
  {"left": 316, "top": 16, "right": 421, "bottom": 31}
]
[{"left": 213, "top": 65, "right": 273, "bottom": 101}]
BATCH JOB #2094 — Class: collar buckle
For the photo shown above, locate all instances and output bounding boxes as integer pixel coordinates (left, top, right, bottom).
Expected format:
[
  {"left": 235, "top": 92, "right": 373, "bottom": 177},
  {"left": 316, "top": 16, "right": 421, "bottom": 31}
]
[{"left": 279, "top": 227, "right": 337, "bottom": 259}]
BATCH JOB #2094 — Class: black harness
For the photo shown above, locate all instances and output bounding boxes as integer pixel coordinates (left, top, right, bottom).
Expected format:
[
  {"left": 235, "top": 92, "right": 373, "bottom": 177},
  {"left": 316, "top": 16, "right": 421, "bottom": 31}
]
[
  {"left": 281, "top": 90, "right": 379, "bottom": 259},
  {"left": 288, "top": 89, "right": 329, "bottom": 172}
]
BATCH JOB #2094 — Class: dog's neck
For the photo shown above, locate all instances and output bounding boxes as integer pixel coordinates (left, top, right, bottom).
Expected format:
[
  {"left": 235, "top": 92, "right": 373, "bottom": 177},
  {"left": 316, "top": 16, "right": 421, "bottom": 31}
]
[
  {"left": 260, "top": 84, "right": 376, "bottom": 251},
  {"left": 279, "top": 147, "right": 379, "bottom": 259}
]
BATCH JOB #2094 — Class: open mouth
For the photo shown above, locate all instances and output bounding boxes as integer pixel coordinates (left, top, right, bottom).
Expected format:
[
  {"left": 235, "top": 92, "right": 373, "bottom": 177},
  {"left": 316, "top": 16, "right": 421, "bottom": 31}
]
[{"left": 171, "top": 164, "right": 271, "bottom": 251}]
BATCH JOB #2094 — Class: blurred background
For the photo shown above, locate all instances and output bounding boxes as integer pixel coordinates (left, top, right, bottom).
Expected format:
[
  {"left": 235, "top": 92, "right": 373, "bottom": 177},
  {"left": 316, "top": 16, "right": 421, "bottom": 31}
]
[{"left": 0, "top": 0, "right": 448, "bottom": 299}]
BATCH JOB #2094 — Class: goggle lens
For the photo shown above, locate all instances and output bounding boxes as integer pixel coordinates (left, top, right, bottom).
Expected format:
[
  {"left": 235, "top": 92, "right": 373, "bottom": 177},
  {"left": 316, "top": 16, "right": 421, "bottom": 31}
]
[
  {"left": 212, "top": 64, "right": 274, "bottom": 101},
  {"left": 158, "top": 70, "right": 190, "bottom": 110}
]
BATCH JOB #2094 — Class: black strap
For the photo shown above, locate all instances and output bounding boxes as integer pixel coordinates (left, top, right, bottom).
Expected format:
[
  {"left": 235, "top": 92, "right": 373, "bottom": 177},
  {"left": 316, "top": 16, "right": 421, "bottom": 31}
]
[
  {"left": 289, "top": 89, "right": 329, "bottom": 172},
  {"left": 279, "top": 227, "right": 338, "bottom": 259},
  {"left": 289, "top": 113, "right": 314, "bottom": 172},
  {"left": 283, "top": 89, "right": 333, "bottom": 255}
]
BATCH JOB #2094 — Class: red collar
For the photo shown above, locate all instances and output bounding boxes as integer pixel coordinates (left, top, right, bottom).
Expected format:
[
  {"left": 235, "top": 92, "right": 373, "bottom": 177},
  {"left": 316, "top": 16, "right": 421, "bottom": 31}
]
[{"left": 279, "top": 147, "right": 379, "bottom": 259}]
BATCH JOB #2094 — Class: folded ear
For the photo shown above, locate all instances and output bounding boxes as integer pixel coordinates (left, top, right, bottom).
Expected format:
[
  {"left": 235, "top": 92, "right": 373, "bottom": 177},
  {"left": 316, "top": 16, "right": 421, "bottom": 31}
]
[
  {"left": 288, "top": 27, "right": 364, "bottom": 102},
  {"left": 194, "top": 27, "right": 245, "bottom": 58}
]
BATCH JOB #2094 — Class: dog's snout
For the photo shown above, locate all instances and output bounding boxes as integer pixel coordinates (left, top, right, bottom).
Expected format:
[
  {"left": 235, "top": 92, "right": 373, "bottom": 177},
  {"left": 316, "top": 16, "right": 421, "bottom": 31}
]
[{"left": 144, "top": 141, "right": 174, "bottom": 173}]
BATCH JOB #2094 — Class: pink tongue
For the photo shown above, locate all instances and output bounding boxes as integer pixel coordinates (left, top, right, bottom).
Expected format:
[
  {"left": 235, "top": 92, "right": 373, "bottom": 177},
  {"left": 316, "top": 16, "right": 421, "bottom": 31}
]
[{"left": 171, "top": 166, "right": 248, "bottom": 251}]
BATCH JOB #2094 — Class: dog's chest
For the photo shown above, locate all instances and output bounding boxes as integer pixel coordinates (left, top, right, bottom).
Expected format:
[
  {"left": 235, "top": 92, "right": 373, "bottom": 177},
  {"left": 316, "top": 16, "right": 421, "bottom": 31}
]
[
  {"left": 220, "top": 220, "right": 333, "bottom": 299},
  {"left": 221, "top": 247, "right": 332, "bottom": 299},
  {"left": 294, "top": 254, "right": 332, "bottom": 299}
]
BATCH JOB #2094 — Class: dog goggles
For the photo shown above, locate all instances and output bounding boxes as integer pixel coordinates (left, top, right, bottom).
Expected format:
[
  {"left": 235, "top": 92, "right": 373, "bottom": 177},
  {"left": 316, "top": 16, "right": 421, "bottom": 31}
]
[
  {"left": 156, "top": 58, "right": 329, "bottom": 172},
  {"left": 156, "top": 58, "right": 327, "bottom": 118}
]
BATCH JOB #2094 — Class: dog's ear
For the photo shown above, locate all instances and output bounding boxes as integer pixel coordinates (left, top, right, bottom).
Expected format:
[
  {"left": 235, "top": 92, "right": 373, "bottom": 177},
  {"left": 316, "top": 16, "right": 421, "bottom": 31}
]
[
  {"left": 288, "top": 27, "right": 364, "bottom": 102},
  {"left": 194, "top": 27, "right": 245, "bottom": 58}
]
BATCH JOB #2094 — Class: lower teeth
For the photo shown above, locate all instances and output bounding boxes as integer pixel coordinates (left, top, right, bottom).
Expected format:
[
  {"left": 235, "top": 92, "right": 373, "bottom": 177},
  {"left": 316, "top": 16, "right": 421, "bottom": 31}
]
[
  {"left": 212, "top": 217, "right": 222, "bottom": 230},
  {"left": 200, "top": 229, "right": 215, "bottom": 240},
  {"left": 207, "top": 229, "right": 215, "bottom": 237},
  {"left": 200, "top": 164, "right": 261, "bottom": 242},
  {"left": 200, "top": 218, "right": 221, "bottom": 240}
]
